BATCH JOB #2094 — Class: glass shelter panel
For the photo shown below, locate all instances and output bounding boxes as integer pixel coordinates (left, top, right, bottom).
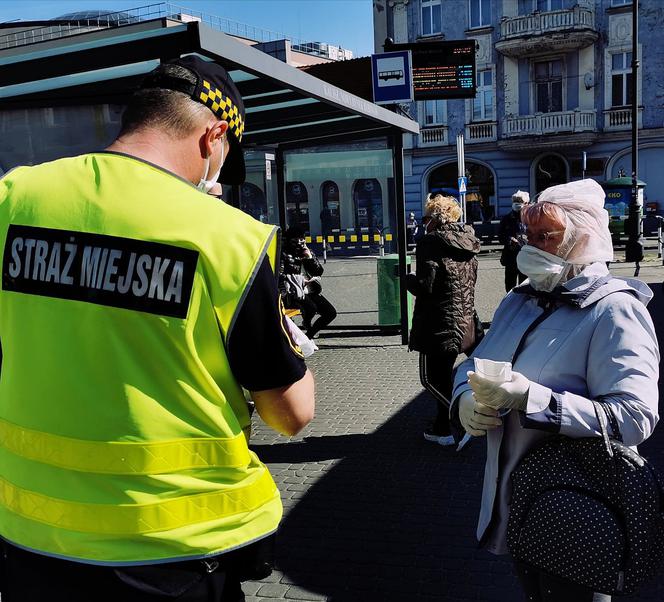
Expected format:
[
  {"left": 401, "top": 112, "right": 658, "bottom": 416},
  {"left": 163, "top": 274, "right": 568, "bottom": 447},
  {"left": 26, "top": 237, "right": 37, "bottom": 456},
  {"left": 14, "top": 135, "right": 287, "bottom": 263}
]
[{"left": 282, "top": 140, "right": 397, "bottom": 331}]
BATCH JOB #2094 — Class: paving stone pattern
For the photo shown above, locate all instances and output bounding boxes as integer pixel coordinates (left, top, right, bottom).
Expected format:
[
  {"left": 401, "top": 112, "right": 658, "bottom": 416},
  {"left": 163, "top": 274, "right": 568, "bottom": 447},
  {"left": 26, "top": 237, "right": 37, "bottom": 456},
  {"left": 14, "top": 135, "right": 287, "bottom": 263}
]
[{"left": 244, "top": 254, "right": 664, "bottom": 601}]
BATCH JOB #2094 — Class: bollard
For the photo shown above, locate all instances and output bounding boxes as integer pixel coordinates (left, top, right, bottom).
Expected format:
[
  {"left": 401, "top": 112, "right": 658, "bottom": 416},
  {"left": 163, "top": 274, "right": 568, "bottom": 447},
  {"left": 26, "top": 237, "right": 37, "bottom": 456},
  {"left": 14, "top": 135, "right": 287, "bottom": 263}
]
[{"left": 379, "top": 234, "right": 385, "bottom": 257}]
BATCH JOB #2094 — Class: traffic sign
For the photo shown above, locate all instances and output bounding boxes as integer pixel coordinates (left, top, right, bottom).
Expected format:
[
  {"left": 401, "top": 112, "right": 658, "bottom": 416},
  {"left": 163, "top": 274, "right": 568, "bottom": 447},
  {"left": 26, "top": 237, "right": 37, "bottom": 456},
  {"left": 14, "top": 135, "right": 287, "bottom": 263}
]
[
  {"left": 458, "top": 176, "right": 467, "bottom": 194},
  {"left": 371, "top": 50, "right": 414, "bottom": 105}
]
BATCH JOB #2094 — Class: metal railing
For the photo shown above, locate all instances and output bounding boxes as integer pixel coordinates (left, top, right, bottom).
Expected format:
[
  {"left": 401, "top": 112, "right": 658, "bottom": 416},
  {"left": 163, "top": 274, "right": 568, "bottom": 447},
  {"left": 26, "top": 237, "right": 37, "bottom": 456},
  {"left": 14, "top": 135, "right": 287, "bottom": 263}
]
[
  {"left": 604, "top": 106, "right": 643, "bottom": 131},
  {"left": 503, "top": 109, "right": 596, "bottom": 137},
  {"left": 0, "top": 2, "right": 352, "bottom": 59},
  {"left": 419, "top": 125, "right": 448, "bottom": 146},
  {"left": 465, "top": 121, "right": 497, "bottom": 143},
  {"left": 500, "top": 6, "right": 595, "bottom": 39}
]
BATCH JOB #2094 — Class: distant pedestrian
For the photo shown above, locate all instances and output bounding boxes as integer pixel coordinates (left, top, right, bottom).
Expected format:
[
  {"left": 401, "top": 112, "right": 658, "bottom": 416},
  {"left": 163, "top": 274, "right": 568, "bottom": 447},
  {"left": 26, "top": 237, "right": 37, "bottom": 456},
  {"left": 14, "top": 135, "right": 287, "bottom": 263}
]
[
  {"left": 406, "top": 194, "right": 481, "bottom": 446},
  {"left": 406, "top": 212, "right": 419, "bottom": 249},
  {"left": 451, "top": 179, "right": 659, "bottom": 601},
  {"left": 281, "top": 226, "right": 337, "bottom": 339},
  {"left": 498, "top": 190, "right": 529, "bottom": 291}
]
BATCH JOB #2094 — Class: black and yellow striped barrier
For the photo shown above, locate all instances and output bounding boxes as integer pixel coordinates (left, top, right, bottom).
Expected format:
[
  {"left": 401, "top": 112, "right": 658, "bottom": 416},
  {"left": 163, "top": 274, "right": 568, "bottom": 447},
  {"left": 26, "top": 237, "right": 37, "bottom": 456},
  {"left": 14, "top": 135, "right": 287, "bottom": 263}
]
[{"left": 305, "top": 233, "right": 393, "bottom": 244}]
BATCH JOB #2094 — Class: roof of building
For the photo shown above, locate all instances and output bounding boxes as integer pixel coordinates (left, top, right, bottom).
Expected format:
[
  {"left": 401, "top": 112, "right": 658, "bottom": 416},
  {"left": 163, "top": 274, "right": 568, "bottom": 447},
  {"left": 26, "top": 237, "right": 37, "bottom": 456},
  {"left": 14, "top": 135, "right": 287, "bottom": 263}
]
[{"left": 0, "top": 19, "right": 418, "bottom": 147}]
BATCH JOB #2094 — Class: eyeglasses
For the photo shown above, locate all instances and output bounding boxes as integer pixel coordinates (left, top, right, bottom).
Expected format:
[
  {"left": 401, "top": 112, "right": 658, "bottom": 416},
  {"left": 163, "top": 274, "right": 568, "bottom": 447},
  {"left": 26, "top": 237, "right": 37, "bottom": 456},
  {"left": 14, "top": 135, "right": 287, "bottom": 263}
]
[{"left": 525, "top": 229, "right": 565, "bottom": 244}]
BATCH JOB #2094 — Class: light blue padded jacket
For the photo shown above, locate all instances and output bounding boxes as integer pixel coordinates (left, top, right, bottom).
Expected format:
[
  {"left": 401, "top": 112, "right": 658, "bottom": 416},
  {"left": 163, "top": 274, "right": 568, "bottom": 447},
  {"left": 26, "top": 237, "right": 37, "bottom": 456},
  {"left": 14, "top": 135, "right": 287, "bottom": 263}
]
[{"left": 451, "top": 262, "right": 660, "bottom": 555}]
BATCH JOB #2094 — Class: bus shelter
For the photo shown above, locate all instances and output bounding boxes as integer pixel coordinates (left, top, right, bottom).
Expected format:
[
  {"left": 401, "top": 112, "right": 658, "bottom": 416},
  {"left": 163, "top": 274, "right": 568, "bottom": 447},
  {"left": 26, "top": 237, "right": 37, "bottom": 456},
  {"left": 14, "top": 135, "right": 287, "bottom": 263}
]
[{"left": 0, "top": 17, "right": 419, "bottom": 342}]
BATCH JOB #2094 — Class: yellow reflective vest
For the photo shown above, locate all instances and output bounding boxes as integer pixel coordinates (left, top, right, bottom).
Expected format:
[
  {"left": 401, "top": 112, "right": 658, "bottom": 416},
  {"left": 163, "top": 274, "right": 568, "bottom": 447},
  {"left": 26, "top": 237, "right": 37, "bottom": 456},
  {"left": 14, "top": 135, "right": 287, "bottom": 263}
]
[{"left": 0, "top": 153, "right": 282, "bottom": 564}]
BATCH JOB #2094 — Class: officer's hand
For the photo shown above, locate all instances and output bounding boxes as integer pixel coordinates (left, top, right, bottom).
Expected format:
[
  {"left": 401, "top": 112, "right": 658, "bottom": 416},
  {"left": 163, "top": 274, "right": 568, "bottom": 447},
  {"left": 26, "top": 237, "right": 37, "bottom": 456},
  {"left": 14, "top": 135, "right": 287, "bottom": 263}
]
[
  {"left": 458, "top": 390, "right": 502, "bottom": 437},
  {"left": 467, "top": 370, "right": 530, "bottom": 412}
]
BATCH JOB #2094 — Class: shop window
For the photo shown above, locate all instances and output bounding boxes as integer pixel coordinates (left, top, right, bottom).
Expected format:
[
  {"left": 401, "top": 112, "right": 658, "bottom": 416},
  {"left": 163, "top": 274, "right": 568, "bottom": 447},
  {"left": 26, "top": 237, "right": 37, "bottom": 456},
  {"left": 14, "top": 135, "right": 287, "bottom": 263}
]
[
  {"left": 320, "top": 180, "right": 341, "bottom": 234},
  {"left": 534, "top": 154, "right": 568, "bottom": 194},
  {"left": 286, "top": 181, "right": 310, "bottom": 232},
  {"left": 427, "top": 161, "right": 495, "bottom": 222},
  {"left": 353, "top": 179, "right": 383, "bottom": 231},
  {"left": 239, "top": 182, "right": 268, "bottom": 222}
]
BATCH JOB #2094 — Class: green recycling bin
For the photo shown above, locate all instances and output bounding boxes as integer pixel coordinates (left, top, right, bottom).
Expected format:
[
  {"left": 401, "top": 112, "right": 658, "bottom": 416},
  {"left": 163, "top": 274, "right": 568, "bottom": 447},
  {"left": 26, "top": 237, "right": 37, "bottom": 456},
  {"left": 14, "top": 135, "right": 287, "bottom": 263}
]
[{"left": 377, "top": 254, "right": 413, "bottom": 329}]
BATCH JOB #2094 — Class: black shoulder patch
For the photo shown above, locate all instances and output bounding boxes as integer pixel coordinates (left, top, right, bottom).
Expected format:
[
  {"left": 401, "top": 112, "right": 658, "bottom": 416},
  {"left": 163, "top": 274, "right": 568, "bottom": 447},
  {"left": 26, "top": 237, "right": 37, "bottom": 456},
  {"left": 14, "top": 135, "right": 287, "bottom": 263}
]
[{"left": 2, "top": 225, "right": 198, "bottom": 318}]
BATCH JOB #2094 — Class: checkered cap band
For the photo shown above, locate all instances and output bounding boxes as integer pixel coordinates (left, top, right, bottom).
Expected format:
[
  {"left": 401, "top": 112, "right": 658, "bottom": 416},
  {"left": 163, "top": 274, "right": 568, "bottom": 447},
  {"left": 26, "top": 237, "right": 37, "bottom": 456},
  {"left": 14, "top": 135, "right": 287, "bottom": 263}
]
[{"left": 199, "top": 80, "right": 245, "bottom": 142}]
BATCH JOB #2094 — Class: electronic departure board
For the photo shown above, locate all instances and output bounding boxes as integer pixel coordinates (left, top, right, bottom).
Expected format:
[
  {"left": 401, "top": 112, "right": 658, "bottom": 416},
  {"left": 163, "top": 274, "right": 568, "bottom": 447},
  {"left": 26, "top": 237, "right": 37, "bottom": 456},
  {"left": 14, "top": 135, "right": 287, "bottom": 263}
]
[{"left": 385, "top": 40, "right": 476, "bottom": 100}]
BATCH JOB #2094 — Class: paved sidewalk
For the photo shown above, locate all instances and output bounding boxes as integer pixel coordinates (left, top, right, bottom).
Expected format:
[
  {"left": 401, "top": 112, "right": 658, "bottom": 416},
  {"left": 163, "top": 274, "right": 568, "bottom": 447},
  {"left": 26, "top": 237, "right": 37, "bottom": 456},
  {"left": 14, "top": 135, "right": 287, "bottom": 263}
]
[{"left": 244, "top": 257, "right": 664, "bottom": 601}]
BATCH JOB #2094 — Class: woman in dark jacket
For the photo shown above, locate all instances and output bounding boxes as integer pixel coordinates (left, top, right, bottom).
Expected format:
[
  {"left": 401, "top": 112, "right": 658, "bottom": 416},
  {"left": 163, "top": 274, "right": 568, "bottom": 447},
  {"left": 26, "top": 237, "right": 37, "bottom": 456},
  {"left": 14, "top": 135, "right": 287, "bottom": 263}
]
[{"left": 406, "top": 194, "right": 480, "bottom": 446}]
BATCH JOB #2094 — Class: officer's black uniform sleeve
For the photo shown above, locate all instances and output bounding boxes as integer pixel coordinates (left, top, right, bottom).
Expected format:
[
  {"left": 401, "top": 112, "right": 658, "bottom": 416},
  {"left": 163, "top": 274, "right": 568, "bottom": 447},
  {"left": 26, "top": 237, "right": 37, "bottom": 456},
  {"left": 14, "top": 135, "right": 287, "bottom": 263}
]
[{"left": 227, "top": 255, "right": 306, "bottom": 391}]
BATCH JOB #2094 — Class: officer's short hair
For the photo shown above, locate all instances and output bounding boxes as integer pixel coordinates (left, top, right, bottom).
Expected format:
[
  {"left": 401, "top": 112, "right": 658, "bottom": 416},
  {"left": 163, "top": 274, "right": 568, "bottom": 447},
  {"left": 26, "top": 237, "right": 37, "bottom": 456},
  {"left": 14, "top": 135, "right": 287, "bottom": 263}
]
[{"left": 119, "top": 64, "right": 213, "bottom": 138}]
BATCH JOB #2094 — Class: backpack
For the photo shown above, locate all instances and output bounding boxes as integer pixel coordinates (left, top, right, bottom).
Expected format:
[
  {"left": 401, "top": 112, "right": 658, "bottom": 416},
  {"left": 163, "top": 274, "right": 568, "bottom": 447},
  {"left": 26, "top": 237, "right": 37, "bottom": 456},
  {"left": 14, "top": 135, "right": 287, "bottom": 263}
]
[{"left": 507, "top": 399, "right": 664, "bottom": 595}]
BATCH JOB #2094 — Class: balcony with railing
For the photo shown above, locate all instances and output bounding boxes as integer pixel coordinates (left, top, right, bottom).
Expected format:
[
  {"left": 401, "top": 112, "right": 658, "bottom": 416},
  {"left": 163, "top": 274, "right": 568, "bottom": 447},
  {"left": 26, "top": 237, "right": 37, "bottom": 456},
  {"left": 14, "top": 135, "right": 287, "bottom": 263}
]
[
  {"left": 418, "top": 125, "right": 449, "bottom": 147},
  {"left": 503, "top": 110, "right": 596, "bottom": 137},
  {"left": 496, "top": 6, "right": 598, "bottom": 58},
  {"left": 465, "top": 121, "right": 497, "bottom": 144},
  {"left": 604, "top": 107, "right": 643, "bottom": 132}
]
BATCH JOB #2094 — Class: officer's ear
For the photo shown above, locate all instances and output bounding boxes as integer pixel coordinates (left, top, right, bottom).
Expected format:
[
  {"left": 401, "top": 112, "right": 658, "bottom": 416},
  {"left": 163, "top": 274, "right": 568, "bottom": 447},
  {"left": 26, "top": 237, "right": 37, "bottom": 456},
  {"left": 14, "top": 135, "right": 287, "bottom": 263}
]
[{"left": 201, "top": 120, "right": 229, "bottom": 158}]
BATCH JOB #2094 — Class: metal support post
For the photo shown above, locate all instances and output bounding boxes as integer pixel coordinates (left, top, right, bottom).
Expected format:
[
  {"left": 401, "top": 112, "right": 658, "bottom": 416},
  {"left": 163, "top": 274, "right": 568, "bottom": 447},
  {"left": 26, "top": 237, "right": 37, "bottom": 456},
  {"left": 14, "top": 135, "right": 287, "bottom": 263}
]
[
  {"left": 456, "top": 133, "right": 466, "bottom": 222},
  {"left": 625, "top": 0, "right": 644, "bottom": 269},
  {"left": 392, "top": 132, "right": 409, "bottom": 346},
  {"left": 275, "top": 148, "right": 287, "bottom": 231}
]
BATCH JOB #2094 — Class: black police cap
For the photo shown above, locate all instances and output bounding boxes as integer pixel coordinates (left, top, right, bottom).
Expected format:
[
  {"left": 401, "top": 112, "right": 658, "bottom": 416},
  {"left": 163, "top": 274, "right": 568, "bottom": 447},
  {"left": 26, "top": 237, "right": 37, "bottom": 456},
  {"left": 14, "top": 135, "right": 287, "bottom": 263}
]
[{"left": 141, "top": 55, "right": 246, "bottom": 185}]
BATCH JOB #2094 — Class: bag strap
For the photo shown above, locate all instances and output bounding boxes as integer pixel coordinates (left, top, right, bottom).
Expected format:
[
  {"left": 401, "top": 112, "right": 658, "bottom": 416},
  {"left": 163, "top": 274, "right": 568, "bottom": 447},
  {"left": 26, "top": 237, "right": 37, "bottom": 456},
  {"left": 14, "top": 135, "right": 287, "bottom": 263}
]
[
  {"left": 591, "top": 399, "right": 614, "bottom": 458},
  {"left": 597, "top": 401, "right": 623, "bottom": 443}
]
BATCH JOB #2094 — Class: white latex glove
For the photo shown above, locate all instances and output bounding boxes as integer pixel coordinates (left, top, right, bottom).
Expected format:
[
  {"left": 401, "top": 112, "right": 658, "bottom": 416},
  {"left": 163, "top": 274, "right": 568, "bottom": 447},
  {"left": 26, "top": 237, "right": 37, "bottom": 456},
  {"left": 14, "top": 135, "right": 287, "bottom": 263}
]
[
  {"left": 458, "top": 390, "right": 503, "bottom": 437},
  {"left": 467, "top": 370, "right": 530, "bottom": 411}
]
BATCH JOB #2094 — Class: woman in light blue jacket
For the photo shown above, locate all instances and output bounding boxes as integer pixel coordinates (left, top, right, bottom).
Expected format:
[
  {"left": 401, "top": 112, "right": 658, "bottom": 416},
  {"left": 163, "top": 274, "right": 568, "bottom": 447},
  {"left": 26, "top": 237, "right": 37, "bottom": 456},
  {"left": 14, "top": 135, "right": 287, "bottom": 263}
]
[{"left": 451, "top": 179, "right": 659, "bottom": 602}]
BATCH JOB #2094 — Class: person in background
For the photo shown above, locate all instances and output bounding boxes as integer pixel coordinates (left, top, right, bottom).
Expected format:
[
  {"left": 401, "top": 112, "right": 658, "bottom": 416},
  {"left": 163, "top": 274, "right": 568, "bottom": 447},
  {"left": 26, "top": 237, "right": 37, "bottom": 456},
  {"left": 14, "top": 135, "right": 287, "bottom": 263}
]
[
  {"left": 498, "top": 190, "right": 529, "bottom": 291},
  {"left": 407, "top": 194, "right": 480, "bottom": 446},
  {"left": 451, "top": 179, "right": 659, "bottom": 601},
  {"left": 281, "top": 226, "right": 337, "bottom": 339},
  {"left": 406, "top": 211, "right": 419, "bottom": 250}
]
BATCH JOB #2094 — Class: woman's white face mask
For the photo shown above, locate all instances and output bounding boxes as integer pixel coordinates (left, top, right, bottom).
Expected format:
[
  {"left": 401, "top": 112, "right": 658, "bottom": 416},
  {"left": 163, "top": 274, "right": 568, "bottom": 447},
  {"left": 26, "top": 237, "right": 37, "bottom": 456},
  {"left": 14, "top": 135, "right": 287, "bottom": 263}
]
[
  {"left": 197, "top": 138, "right": 226, "bottom": 193},
  {"left": 516, "top": 245, "right": 570, "bottom": 292}
]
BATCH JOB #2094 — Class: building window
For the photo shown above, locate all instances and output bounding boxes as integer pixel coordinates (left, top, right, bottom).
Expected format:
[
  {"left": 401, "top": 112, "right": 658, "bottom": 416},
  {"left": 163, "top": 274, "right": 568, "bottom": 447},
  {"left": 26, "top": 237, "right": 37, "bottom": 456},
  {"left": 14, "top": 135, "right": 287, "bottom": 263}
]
[
  {"left": 534, "top": 59, "right": 563, "bottom": 113},
  {"left": 473, "top": 69, "right": 494, "bottom": 121},
  {"left": 611, "top": 0, "right": 632, "bottom": 6},
  {"left": 422, "top": 100, "right": 446, "bottom": 126},
  {"left": 469, "top": 0, "right": 491, "bottom": 29},
  {"left": 611, "top": 52, "right": 633, "bottom": 107},
  {"left": 535, "top": 0, "right": 562, "bottom": 11},
  {"left": 421, "top": 0, "right": 442, "bottom": 36}
]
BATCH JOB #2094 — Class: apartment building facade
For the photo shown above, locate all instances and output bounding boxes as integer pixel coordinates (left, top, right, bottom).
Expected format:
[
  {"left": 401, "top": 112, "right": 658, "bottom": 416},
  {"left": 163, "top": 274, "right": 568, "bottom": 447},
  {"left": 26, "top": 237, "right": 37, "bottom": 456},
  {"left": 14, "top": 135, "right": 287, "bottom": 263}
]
[{"left": 373, "top": 0, "right": 664, "bottom": 221}]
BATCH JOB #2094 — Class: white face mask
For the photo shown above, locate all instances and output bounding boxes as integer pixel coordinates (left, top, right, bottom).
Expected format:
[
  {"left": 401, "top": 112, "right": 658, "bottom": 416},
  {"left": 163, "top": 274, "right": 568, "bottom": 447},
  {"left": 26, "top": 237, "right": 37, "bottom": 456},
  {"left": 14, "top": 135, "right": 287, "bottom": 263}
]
[
  {"left": 516, "top": 245, "right": 570, "bottom": 292},
  {"left": 197, "top": 139, "right": 226, "bottom": 193},
  {"left": 512, "top": 203, "right": 524, "bottom": 213}
]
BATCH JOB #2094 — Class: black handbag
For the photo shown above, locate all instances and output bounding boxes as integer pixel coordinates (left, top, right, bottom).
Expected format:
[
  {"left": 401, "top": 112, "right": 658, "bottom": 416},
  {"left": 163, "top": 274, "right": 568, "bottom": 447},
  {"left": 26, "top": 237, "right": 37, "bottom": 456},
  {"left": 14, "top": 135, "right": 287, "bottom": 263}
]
[
  {"left": 507, "top": 400, "right": 664, "bottom": 595},
  {"left": 461, "top": 309, "right": 485, "bottom": 355}
]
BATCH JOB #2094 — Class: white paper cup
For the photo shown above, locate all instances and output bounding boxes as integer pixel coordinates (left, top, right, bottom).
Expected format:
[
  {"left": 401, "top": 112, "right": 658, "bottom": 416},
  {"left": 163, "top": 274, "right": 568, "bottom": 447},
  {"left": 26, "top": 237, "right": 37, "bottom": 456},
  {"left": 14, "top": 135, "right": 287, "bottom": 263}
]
[
  {"left": 473, "top": 358, "right": 513, "bottom": 417},
  {"left": 473, "top": 358, "right": 512, "bottom": 383}
]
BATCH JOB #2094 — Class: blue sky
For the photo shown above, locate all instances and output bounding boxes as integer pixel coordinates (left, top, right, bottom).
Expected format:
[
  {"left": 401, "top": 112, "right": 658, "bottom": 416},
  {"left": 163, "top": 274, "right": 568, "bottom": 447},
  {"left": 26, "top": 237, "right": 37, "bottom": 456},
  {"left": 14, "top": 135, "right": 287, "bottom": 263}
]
[{"left": 0, "top": 0, "right": 375, "bottom": 57}]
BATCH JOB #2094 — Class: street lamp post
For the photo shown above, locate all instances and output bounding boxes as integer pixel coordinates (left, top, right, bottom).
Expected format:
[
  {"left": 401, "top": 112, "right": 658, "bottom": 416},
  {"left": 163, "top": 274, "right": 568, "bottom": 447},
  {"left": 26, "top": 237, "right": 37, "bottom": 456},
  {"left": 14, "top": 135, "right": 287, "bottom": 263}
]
[{"left": 625, "top": 0, "right": 644, "bottom": 267}]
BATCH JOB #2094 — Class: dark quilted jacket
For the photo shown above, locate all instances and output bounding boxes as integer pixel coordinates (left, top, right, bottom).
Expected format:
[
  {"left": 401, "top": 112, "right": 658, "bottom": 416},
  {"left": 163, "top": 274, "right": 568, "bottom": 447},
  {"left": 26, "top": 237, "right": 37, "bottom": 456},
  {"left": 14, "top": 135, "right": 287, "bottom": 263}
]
[{"left": 406, "top": 223, "right": 480, "bottom": 354}]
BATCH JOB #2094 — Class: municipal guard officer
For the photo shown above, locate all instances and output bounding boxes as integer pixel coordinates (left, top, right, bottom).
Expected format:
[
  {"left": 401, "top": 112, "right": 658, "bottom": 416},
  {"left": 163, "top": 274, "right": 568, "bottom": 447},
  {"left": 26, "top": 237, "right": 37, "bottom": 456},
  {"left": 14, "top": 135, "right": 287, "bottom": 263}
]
[{"left": 0, "top": 56, "right": 315, "bottom": 601}]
